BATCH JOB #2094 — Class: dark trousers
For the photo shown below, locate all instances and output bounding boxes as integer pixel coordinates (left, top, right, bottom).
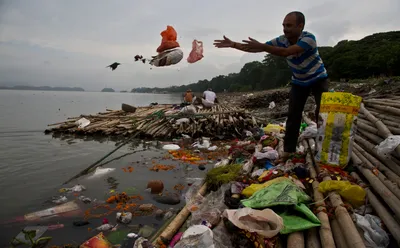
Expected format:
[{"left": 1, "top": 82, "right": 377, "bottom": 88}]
[{"left": 284, "top": 78, "right": 329, "bottom": 153}]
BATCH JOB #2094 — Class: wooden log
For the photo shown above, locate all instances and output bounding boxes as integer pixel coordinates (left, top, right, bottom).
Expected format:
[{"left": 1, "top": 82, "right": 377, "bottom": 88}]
[
  {"left": 355, "top": 135, "right": 400, "bottom": 177},
  {"left": 330, "top": 219, "right": 348, "bottom": 248},
  {"left": 153, "top": 183, "right": 208, "bottom": 247},
  {"left": 364, "top": 99, "right": 400, "bottom": 109},
  {"left": 351, "top": 172, "right": 400, "bottom": 246},
  {"left": 368, "top": 110, "right": 400, "bottom": 123},
  {"left": 353, "top": 143, "right": 400, "bottom": 186},
  {"left": 287, "top": 232, "right": 304, "bottom": 248},
  {"left": 366, "top": 103, "right": 400, "bottom": 117},
  {"left": 352, "top": 152, "right": 400, "bottom": 217},
  {"left": 357, "top": 129, "right": 383, "bottom": 145}
]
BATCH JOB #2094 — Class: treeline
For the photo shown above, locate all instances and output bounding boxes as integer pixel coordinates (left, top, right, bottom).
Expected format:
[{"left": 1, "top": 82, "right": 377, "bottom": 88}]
[{"left": 133, "top": 31, "right": 400, "bottom": 93}]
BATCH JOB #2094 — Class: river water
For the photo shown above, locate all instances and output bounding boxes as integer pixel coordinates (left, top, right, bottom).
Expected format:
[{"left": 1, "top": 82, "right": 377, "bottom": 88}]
[{"left": 0, "top": 90, "right": 212, "bottom": 246}]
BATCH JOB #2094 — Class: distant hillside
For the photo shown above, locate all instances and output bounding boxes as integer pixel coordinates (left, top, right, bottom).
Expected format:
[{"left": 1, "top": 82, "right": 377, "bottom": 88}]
[
  {"left": 101, "top": 88, "right": 115, "bottom": 92},
  {"left": 0, "top": 85, "right": 85, "bottom": 91},
  {"left": 133, "top": 31, "right": 400, "bottom": 93}
]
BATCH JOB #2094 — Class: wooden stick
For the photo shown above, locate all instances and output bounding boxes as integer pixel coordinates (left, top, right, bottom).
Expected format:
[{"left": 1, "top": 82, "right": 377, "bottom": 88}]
[
  {"left": 357, "top": 129, "right": 383, "bottom": 145},
  {"left": 351, "top": 171, "right": 400, "bottom": 246},
  {"left": 368, "top": 110, "right": 400, "bottom": 123},
  {"left": 366, "top": 103, "right": 400, "bottom": 117},
  {"left": 153, "top": 183, "right": 208, "bottom": 247}
]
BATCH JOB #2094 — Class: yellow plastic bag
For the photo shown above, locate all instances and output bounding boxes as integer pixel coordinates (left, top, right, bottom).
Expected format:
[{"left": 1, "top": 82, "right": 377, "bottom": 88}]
[
  {"left": 242, "top": 177, "right": 288, "bottom": 198},
  {"left": 263, "top": 124, "right": 284, "bottom": 134},
  {"left": 315, "top": 92, "right": 362, "bottom": 168},
  {"left": 318, "top": 180, "right": 366, "bottom": 207}
]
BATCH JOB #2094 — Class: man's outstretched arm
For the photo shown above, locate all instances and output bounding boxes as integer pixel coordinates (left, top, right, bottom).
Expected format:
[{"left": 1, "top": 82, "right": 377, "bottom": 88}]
[{"left": 231, "top": 42, "right": 265, "bottom": 53}]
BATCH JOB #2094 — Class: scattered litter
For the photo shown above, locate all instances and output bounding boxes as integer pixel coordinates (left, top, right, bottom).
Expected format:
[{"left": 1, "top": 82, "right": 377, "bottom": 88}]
[
  {"left": 52, "top": 196, "right": 68, "bottom": 204},
  {"left": 96, "top": 223, "right": 114, "bottom": 231},
  {"left": 376, "top": 135, "right": 400, "bottom": 156},
  {"left": 268, "top": 101, "right": 276, "bottom": 109},
  {"left": 79, "top": 196, "right": 92, "bottom": 204},
  {"left": 162, "top": 144, "right": 181, "bottom": 150},
  {"left": 75, "top": 117, "right": 90, "bottom": 129},
  {"left": 208, "top": 145, "right": 218, "bottom": 151},
  {"left": 88, "top": 167, "right": 116, "bottom": 179},
  {"left": 116, "top": 212, "right": 132, "bottom": 224}
]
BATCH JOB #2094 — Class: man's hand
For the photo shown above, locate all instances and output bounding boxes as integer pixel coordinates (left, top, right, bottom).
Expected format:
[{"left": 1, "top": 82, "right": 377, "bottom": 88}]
[
  {"left": 213, "top": 36, "right": 234, "bottom": 48},
  {"left": 241, "top": 37, "right": 265, "bottom": 51}
]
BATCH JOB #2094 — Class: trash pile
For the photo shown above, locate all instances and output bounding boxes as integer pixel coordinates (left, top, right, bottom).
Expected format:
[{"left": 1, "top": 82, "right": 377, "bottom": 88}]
[{"left": 45, "top": 104, "right": 259, "bottom": 139}]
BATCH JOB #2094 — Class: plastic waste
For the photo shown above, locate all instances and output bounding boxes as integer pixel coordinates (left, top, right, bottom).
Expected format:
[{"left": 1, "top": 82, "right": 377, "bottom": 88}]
[
  {"left": 180, "top": 105, "right": 197, "bottom": 114},
  {"left": 263, "top": 124, "right": 284, "bottom": 134},
  {"left": 268, "top": 101, "right": 276, "bottom": 109},
  {"left": 176, "top": 118, "right": 190, "bottom": 125},
  {"left": 11, "top": 226, "right": 48, "bottom": 246},
  {"left": 242, "top": 177, "right": 288, "bottom": 197},
  {"left": 80, "top": 232, "right": 113, "bottom": 248},
  {"left": 315, "top": 92, "right": 362, "bottom": 168},
  {"left": 133, "top": 236, "right": 155, "bottom": 248},
  {"left": 88, "top": 167, "right": 115, "bottom": 179},
  {"left": 242, "top": 159, "right": 254, "bottom": 174},
  {"left": 174, "top": 225, "right": 215, "bottom": 248},
  {"left": 184, "top": 178, "right": 204, "bottom": 211},
  {"left": 75, "top": 117, "right": 90, "bottom": 128},
  {"left": 187, "top": 39, "right": 204, "bottom": 63},
  {"left": 78, "top": 196, "right": 92, "bottom": 204},
  {"left": 355, "top": 214, "right": 389, "bottom": 248},
  {"left": 208, "top": 145, "right": 217, "bottom": 151},
  {"left": 214, "top": 158, "right": 230, "bottom": 168},
  {"left": 254, "top": 149, "right": 279, "bottom": 160},
  {"left": 192, "top": 137, "right": 211, "bottom": 149},
  {"left": 70, "top": 184, "right": 86, "bottom": 192},
  {"left": 251, "top": 168, "right": 266, "bottom": 178},
  {"left": 212, "top": 221, "right": 233, "bottom": 248},
  {"left": 117, "top": 212, "right": 132, "bottom": 224},
  {"left": 24, "top": 201, "right": 81, "bottom": 221},
  {"left": 376, "top": 135, "right": 400, "bottom": 156},
  {"left": 319, "top": 180, "right": 366, "bottom": 207},
  {"left": 162, "top": 144, "right": 180, "bottom": 150},
  {"left": 156, "top": 26, "right": 180, "bottom": 53},
  {"left": 150, "top": 47, "right": 183, "bottom": 67},
  {"left": 138, "top": 225, "right": 156, "bottom": 238},
  {"left": 299, "top": 123, "right": 318, "bottom": 140},
  {"left": 96, "top": 223, "right": 114, "bottom": 231},
  {"left": 52, "top": 196, "right": 68, "bottom": 204},
  {"left": 223, "top": 208, "right": 283, "bottom": 238}
]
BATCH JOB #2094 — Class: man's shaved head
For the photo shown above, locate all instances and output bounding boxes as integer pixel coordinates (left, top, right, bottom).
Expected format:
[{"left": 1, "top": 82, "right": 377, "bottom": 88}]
[
  {"left": 283, "top": 11, "right": 305, "bottom": 40},
  {"left": 287, "top": 11, "right": 305, "bottom": 26}
]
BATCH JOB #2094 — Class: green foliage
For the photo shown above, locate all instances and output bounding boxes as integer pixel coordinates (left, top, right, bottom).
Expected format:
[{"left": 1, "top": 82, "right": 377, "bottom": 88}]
[
  {"left": 11, "top": 229, "right": 52, "bottom": 248},
  {"left": 133, "top": 31, "right": 400, "bottom": 93}
]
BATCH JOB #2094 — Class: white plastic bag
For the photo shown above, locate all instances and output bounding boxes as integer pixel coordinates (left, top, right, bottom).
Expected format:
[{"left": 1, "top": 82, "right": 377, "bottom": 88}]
[
  {"left": 268, "top": 101, "right": 276, "bottom": 109},
  {"left": 355, "top": 214, "right": 389, "bottom": 248},
  {"left": 180, "top": 105, "right": 197, "bottom": 114},
  {"left": 299, "top": 123, "right": 318, "bottom": 141},
  {"left": 223, "top": 208, "right": 284, "bottom": 238},
  {"left": 75, "top": 118, "right": 90, "bottom": 128},
  {"left": 162, "top": 144, "right": 180, "bottom": 150},
  {"left": 174, "top": 225, "right": 215, "bottom": 248},
  {"left": 116, "top": 212, "right": 132, "bottom": 224},
  {"left": 176, "top": 118, "right": 190, "bottom": 125},
  {"left": 214, "top": 159, "right": 230, "bottom": 168},
  {"left": 376, "top": 135, "right": 400, "bottom": 157}
]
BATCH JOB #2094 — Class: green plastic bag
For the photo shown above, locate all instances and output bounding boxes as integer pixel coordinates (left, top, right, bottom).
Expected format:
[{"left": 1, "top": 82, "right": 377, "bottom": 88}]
[{"left": 241, "top": 179, "right": 321, "bottom": 234}]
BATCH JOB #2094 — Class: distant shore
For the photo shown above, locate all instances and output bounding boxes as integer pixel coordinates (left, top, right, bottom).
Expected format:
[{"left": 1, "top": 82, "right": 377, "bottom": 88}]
[{"left": 0, "top": 86, "right": 85, "bottom": 92}]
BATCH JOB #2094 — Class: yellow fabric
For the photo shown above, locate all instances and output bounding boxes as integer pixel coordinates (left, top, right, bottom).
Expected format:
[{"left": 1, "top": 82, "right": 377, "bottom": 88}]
[
  {"left": 263, "top": 124, "right": 284, "bottom": 134},
  {"left": 316, "top": 92, "right": 362, "bottom": 168},
  {"left": 242, "top": 177, "right": 289, "bottom": 198},
  {"left": 318, "top": 180, "right": 366, "bottom": 207}
]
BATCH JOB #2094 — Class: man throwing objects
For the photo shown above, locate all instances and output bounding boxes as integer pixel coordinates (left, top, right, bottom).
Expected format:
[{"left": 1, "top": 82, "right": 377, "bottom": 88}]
[{"left": 214, "top": 11, "right": 329, "bottom": 161}]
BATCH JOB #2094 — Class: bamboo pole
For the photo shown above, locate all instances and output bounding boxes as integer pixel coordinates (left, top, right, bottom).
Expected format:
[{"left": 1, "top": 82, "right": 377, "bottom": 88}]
[
  {"left": 353, "top": 143, "right": 400, "bottom": 186},
  {"left": 367, "top": 104, "right": 400, "bottom": 117},
  {"left": 364, "top": 99, "right": 400, "bottom": 109},
  {"left": 306, "top": 228, "right": 322, "bottom": 248},
  {"left": 368, "top": 110, "right": 400, "bottom": 123},
  {"left": 353, "top": 148, "right": 400, "bottom": 199},
  {"left": 350, "top": 172, "right": 400, "bottom": 246},
  {"left": 357, "top": 129, "right": 383, "bottom": 145},
  {"left": 287, "top": 232, "right": 304, "bottom": 248},
  {"left": 360, "top": 104, "right": 400, "bottom": 155},
  {"left": 352, "top": 152, "right": 400, "bottom": 217},
  {"left": 303, "top": 140, "right": 335, "bottom": 248},
  {"left": 330, "top": 219, "right": 348, "bottom": 248},
  {"left": 355, "top": 135, "right": 400, "bottom": 176},
  {"left": 153, "top": 183, "right": 208, "bottom": 247}
]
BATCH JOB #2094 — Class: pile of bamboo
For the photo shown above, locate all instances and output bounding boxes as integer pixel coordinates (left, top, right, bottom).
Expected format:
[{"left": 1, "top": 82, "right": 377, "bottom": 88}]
[{"left": 45, "top": 104, "right": 259, "bottom": 138}]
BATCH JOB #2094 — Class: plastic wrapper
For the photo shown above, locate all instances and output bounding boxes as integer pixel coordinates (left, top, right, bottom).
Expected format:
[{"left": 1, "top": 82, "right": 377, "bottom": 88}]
[
  {"left": 242, "top": 177, "right": 288, "bottom": 198},
  {"left": 376, "top": 135, "right": 400, "bottom": 157},
  {"left": 156, "top": 26, "right": 180, "bottom": 53},
  {"left": 315, "top": 92, "right": 362, "bottom": 168},
  {"left": 223, "top": 208, "right": 283, "bottom": 238},
  {"left": 212, "top": 221, "right": 233, "bottom": 248},
  {"left": 355, "top": 214, "right": 389, "bottom": 248},
  {"left": 180, "top": 105, "right": 196, "bottom": 114},
  {"left": 174, "top": 225, "right": 215, "bottom": 248},
  {"left": 263, "top": 124, "right": 284, "bottom": 134},
  {"left": 187, "top": 39, "right": 204, "bottom": 63},
  {"left": 80, "top": 232, "right": 112, "bottom": 248},
  {"left": 190, "top": 184, "right": 229, "bottom": 226},
  {"left": 299, "top": 123, "right": 318, "bottom": 141},
  {"left": 184, "top": 178, "right": 204, "bottom": 212},
  {"left": 215, "top": 158, "right": 230, "bottom": 168},
  {"left": 318, "top": 180, "right": 366, "bottom": 207},
  {"left": 117, "top": 212, "right": 132, "bottom": 224}
]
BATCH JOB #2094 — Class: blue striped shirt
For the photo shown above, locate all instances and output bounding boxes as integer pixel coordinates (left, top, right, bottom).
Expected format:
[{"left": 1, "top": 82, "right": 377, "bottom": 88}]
[{"left": 266, "top": 31, "right": 328, "bottom": 86}]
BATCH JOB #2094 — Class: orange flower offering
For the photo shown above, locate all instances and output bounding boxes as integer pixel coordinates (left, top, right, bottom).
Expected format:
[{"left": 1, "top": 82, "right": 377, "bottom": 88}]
[
  {"left": 149, "top": 164, "right": 176, "bottom": 171},
  {"left": 122, "top": 166, "right": 134, "bottom": 173},
  {"left": 173, "top": 184, "right": 185, "bottom": 191}
]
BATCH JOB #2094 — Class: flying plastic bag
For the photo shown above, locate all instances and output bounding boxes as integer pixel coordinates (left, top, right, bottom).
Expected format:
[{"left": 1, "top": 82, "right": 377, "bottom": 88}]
[
  {"left": 315, "top": 92, "right": 362, "bottom": 168},
  {"left": 376, "top": 135, "right": 400, "bottom": 157},
  {"left": 150, "top": 47, "right": 183, "bottom": 67},
  {"left": 223, "top": 208, "right": 284, "bottom": 238},
  {"left": 187, "top": 40, "right": 204, "bottom": 63},
  {"left": 318, "top": 180, "right": 366, "bottom": 207},
  {"left": 156, "top": 25, "right": 180, "bottom": 53}
]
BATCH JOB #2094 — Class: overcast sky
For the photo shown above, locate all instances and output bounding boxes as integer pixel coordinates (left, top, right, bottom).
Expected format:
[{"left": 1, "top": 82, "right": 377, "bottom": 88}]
[{"left": 0, "top": 0, "right": 399, "bottom": 91}]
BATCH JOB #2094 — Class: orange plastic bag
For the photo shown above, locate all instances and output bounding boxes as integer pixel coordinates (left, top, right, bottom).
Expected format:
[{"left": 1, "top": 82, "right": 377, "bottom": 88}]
[
  {"left": 156, "top": 25, "right": 180, "bottom": 53},
  {"left": 187, "top": 39, "right": 204, "bottom": 63}
]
